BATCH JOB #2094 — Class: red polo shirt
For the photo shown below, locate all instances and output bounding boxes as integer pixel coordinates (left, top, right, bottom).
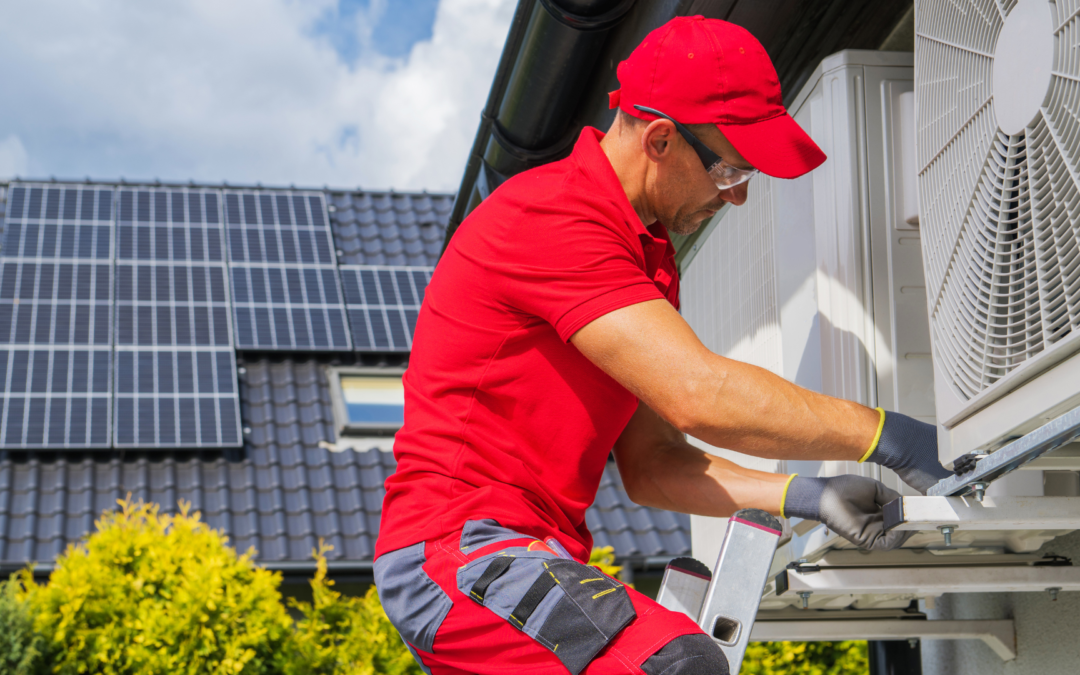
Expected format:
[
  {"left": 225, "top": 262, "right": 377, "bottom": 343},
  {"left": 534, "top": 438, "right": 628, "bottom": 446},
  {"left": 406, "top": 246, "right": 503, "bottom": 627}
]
[{"left": 376, "top": 128, "right": 680, "bottom": 562}]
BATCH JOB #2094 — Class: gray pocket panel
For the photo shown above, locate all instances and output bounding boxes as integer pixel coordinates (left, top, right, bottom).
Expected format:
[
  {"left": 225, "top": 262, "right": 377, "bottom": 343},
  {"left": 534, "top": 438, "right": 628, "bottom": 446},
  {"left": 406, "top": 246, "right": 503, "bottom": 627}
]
[
  {"left": 374, "top": 542, "right": 452, "bottom": 653},
  {"left": 458, "top": 518, "right": 530, "bottom": 552},
  {"left": 458, "top": 550, "right": 636, "bottom": 674}
]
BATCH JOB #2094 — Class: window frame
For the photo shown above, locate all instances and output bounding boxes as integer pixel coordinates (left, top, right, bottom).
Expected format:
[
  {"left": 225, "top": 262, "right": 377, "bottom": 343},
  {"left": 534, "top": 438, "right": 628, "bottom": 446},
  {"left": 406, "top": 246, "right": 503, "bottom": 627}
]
[{"left": 327, "top": 365, "right": 407, "bottom": 438}]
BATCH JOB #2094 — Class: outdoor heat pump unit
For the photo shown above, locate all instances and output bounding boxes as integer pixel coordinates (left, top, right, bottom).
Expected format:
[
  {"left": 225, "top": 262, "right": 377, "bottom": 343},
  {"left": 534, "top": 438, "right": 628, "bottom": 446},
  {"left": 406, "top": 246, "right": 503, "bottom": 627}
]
[
  {"left": 682, "top": 49, "right": 933, "bottom": 570},
  {"left": 674, "top": 1, "right": 1080, "bottom": 660},
  {"left": 680, "top": 31, "right": 1080, "bottom": 646},
  {"left": 915, "top": 0, "right": 1080, "bottom": 472}
]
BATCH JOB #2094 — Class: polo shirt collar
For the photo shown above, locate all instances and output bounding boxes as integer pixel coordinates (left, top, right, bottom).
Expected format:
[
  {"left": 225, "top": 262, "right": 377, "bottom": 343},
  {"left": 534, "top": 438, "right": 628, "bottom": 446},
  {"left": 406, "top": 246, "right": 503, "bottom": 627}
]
[{"left": 572, "top": 127, "right": 673, "bottom": 277}]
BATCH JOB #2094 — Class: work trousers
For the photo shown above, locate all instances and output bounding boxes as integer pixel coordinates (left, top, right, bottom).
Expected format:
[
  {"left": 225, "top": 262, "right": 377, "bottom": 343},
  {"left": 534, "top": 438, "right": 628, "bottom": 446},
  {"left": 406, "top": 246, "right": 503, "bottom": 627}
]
[{"left": 375, "top": 519, "right": 729, "bottom": 674}]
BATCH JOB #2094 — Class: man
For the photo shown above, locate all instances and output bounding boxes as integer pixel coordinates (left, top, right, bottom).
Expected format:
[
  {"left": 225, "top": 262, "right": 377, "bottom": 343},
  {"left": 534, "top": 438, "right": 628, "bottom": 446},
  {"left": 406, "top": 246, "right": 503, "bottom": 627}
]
[{"left": 375, "top": 16, "right": 952, "bottom": 675}]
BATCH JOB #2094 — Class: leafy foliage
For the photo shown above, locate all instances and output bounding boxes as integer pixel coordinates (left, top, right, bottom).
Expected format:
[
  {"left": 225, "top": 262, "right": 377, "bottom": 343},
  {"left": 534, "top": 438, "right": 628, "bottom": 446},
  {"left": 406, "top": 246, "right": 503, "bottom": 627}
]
[
  {"left": 282, "top": 542, "right": 420, "bottom": 675},
  {"left": 743, "top": 640, "right": 869, "bottom": 674},
  {"left": 5, "top": 500, "right": 866, "bottom": 675},
  {"left": 587, "top": 545, "right": 624, "bottom": 583},
  {"left": 24, "top": 499, "right": 294, "bottom": 675},
  {"left": 0, "top": 573, "right": 45, "bottom": 675}
]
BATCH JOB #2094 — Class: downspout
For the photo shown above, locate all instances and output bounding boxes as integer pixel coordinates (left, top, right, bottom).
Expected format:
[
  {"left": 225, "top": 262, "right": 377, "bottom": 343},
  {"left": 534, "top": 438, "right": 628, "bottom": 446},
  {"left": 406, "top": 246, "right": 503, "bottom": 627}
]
[{"left": 442, "top": 0, "right": 637, "bottom": 254}]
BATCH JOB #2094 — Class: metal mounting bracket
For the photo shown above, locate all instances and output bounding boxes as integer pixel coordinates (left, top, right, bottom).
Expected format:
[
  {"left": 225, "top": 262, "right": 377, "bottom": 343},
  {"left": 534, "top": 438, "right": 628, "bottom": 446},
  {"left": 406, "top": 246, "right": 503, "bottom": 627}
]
[
  {"left": 750, "top": 619, "right": 1017, "bottom": 661},
  {"left": 883, "top": 496, "right": 1080, "bottom": 532},
  {"left": 773, "top": 564, "right": 1080, "bottom": 597},
  {"left": 930, "top": 406, "right": 1080, "bottom": 497}
]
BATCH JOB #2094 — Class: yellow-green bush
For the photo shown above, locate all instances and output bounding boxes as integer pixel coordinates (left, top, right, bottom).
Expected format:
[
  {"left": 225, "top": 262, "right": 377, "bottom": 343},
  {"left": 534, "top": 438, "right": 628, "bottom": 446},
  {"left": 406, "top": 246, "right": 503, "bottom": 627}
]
[
  {"left": 0, "top": 573, "right": 45, "bottom": 675},
  {"left": 3, "top": 498, "right": 867, "bottom": 675},
  {"left": 743, "top": 640, "right": 869, "bottom": 674},
  {"left": 282, "top": 543, "right": 420, "bottom": 675},
  {"left": 587, "top": 545, "right": 624, "bottom": 582},
  {"left": 24, "top": 499, "right": 294, "bottom": 675}
]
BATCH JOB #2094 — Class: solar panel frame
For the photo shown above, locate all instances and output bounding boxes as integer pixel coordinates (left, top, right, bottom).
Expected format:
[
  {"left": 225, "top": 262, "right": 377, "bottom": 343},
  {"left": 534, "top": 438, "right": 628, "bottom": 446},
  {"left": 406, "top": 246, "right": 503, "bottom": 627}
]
[
  {"left": 113, "top": 346, "right": 242, "bottom": 448},
  {"left": 339, "top": 265, "right": 432, "bottom": 352},
  {"left": 2, "top": 184, "right": 114, "bottom": 260},
  {"left": 0, "top": 184, "right": 116, "bottom": 450},
  {"left": 0, "top": 260, "right": 113, "bottom": 346},
  {"left": 224, "top": 189, "right": 351, "bottom": 351},
  {"left": 0, "top": 346, "right": 112, "bottom": 449},
  {"left": 112, "top": 187, "right": 242, "bottom": 448}
]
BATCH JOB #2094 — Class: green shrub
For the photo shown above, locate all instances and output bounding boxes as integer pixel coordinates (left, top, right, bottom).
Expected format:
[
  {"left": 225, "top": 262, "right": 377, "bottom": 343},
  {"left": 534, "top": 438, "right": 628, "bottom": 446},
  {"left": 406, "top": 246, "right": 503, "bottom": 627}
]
[
  {"left": 24, "top": 499, "right": 294, "bottom": 675},
  {"left": 587, "top": 545, "right": 624, "bottom": 583},
  {"left": 282, "top": 543, "right": 420, "bottom": 675},
  {"left": 4, "top": 499, "right": 866, "bottom": 675},
  {"left": 743, "top": 640, "right": 868, "bottom": 674},
  {"left": 0, "top": 572, "right": 45, "bottom": 675}
]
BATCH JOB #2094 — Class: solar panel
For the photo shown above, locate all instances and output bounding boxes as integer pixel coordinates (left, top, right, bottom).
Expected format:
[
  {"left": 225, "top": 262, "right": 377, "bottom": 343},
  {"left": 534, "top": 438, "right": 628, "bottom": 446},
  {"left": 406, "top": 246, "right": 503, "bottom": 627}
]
[
  {"left": 113, "top": 347, "right": 241, "bottom": 448},
  {"left": 0, "top": 184, "right": 115, "bottom": 449},
  {"left": 224, "top": 189, "right": 351, "bottom": 350},
  {"left": 339, "top": 265, "right": 432, "bottom": 351},
  {"left": 113, "top": 187, "right": 241, "bottom": 447},
  {"left": 116, "top": 188, "right": 225, "bottom": 261},
  {"left": 2, "top": 184, "right": 113, "bottom": 259},
  {"left": 0, "top": 261, "right": 112, "bottom": 345},
  {"left": 0, "top": 347, "right": 111, "bottom": 448}
]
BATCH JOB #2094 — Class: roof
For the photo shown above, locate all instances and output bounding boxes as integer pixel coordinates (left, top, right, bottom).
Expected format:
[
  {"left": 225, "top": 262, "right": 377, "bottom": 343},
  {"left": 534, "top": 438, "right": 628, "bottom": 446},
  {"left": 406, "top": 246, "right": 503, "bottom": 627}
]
[
  {"left": 0, "top": 357, "right": 690, "bottom": 571},
  {"left": 0, "top": 181, "right": 690, "bottom": 571},
  {"left": 328, "top": 190, "right": 452, "bottom": 267}
]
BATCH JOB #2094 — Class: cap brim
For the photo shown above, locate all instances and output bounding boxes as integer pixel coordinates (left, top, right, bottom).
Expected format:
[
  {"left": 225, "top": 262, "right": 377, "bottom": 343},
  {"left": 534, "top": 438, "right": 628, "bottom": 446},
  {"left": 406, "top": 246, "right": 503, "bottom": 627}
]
[{"left": 718, "top": 113, "right": 826, "bottom": 179}]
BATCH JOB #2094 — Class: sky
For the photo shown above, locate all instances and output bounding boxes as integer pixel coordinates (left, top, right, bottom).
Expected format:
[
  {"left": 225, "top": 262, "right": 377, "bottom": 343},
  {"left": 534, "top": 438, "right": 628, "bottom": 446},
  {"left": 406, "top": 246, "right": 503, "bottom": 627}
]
[{"left": 0, "top": 0, "right": 516, "bottom": 192}]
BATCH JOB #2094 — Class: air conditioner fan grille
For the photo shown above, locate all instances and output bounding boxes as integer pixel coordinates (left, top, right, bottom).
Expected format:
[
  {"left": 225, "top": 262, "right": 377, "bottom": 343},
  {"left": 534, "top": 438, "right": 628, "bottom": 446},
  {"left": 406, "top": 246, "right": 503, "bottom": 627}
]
[{"left": 917, "top": 0, "right": 1080, "bottom": 400}]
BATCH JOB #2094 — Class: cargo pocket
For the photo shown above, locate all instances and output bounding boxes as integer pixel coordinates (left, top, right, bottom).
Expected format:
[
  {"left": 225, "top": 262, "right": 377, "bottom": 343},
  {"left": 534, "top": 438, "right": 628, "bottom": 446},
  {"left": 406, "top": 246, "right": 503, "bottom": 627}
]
[
  {"left": 457, "top": 550, "right": 636, "bottom": 675},
  {"left": 374, "top": 542, "right": 452, "bottom": 653}
]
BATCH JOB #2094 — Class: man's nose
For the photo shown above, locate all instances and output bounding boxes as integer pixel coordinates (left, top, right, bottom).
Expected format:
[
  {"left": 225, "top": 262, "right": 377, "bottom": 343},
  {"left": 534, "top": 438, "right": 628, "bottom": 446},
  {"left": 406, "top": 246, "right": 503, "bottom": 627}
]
[{"left": 719, "top": 182, "right": 748, "bottom": 206}]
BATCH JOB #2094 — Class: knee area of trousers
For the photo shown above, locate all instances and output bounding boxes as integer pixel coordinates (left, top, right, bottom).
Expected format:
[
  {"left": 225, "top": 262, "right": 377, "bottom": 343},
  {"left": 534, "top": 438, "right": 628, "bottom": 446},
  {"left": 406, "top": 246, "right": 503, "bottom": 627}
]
[{"left": 640, "top": 634, "right": 729, "bottom": 675}]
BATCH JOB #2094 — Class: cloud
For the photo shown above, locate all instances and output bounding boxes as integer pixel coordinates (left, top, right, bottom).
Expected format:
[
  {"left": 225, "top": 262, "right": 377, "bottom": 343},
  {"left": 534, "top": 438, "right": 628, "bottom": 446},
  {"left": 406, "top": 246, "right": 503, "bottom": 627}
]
[
  {"left": 0, "top": 136, "right": 29, "bottom": 179},
  {"left": 0, "top": 0, "right": 515, "bottom": 191}
]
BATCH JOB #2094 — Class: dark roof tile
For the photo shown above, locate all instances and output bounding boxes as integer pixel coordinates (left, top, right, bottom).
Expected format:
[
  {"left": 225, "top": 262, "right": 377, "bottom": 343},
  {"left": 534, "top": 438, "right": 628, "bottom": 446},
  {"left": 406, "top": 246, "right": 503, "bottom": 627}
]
[
  {"left": 0, "top": 354, "right": 690, "bottom": 568},
  {"left": 328, "top": 190, "right": 450, "bottom": 266}
]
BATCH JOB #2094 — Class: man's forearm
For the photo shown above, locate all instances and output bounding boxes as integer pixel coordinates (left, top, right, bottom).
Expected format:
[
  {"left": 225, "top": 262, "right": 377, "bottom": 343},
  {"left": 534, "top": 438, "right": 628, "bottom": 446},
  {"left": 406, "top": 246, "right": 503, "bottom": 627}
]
[
  {"left": 616, "top": 437, "right": 791, "bottom": 517},
  {"left": 679, "top": 354, "right": 881, "bottom": 463},
  {"left": 573, "top": 299, "right": 880, "bottom": 464}
]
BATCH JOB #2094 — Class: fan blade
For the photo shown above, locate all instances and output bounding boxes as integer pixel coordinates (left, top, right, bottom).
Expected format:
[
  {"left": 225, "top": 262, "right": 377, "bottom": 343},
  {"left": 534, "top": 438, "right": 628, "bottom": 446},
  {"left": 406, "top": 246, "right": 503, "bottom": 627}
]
[
  {"left": 1028, "top": 103, "right": 1080, "bottom": 346},
  {"left": 917, "top": 0, "right": 1003, "bottom": 55},
  {"left": 915, "top": 37, "right": 995, "bottom": 165},
  {"left": 919, "top": 101, "right": 997, "bottom": 304}
]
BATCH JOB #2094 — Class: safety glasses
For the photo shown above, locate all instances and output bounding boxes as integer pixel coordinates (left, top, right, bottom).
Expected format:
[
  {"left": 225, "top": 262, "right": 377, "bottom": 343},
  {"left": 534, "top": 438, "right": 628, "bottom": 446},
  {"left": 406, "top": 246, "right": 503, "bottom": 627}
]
[{"left": 634, "top": 105, "right": 758, "bottom": 190}]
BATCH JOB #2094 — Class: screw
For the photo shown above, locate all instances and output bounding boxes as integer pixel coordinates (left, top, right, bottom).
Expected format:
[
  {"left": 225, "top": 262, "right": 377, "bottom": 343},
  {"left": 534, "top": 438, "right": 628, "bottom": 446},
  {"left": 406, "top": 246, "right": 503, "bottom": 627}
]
[
  {"left": 1048, "top": 587, "right": 1061, "bottom": 602},
  {"left": 939, "top": 525, "right": 955, "bottom": 547},
  {"left": 971, "top": 482, "right": 989, "bottom": 502},
  {"left": 242, "top": 426, "right": 252, "bottom": 435},
  {"left": 798, "top": 591, "right": 812, "bottom": 609}
]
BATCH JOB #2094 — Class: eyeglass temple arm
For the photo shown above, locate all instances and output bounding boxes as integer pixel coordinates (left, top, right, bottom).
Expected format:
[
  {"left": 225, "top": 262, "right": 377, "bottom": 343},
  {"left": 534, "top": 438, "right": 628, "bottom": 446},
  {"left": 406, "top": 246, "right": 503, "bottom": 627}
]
[{"left": 632, "top": 105, "right": 721, "bottom": 167}]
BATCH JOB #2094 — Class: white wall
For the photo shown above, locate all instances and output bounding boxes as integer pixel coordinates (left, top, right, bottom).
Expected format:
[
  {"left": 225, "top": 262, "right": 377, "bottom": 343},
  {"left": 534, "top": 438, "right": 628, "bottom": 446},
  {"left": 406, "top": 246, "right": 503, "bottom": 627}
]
[{"left": 921, "top": 529, "right": 1080, "bottom": 674}]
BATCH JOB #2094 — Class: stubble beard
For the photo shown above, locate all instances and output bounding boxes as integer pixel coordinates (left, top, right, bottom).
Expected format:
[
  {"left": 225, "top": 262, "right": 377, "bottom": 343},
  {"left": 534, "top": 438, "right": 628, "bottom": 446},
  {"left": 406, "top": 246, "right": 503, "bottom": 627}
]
[{"left": 667, "top": 207, "right": 710, "bottom": 237}]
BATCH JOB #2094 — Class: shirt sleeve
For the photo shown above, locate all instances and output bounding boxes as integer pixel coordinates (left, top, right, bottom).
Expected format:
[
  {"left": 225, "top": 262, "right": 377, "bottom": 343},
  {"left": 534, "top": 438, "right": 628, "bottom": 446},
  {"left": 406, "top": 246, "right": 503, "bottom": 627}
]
[{"left": 497, "top": 216, "right": 665, "bottom": 342}]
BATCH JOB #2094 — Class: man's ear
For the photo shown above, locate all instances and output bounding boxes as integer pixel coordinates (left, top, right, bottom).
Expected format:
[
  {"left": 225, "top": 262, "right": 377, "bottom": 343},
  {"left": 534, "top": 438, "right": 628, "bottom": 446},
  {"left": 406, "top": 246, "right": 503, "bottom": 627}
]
[{"left": 641, "top": 119, "right": 677, "bottom": 163}]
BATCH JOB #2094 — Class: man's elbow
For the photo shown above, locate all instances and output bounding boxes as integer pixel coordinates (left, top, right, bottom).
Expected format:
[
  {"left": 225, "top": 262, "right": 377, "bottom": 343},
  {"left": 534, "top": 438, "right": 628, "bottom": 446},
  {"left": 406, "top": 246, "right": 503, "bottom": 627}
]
[{"left": 657, "top": 400, "right": 714, "bottom": 439}]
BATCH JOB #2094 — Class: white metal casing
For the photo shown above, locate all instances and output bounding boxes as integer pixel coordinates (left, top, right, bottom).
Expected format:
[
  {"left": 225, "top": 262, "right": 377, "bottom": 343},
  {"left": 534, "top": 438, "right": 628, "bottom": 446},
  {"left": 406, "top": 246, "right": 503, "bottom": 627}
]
[
  {"left": 915, "top": 0, "right": 1080, "bottom": 463},
  {"left": 684, "top": 50, "right": 934, "bottom": 572}
]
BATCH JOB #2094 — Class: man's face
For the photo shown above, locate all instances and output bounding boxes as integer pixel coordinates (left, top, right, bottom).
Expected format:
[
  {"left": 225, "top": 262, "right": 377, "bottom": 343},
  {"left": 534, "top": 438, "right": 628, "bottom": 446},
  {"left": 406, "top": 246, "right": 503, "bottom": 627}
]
[{"left": 648, "top": 122, "right": 751, "bottom": 236}]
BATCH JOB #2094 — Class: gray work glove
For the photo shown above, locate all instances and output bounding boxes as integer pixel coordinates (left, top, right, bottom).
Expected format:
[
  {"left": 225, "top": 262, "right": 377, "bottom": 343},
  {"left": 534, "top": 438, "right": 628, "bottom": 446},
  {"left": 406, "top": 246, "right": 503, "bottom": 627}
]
[
  {"left": 784, "top": 475, "right": 914, "bottom": 551},
  {"left": 864, "top": 411, "right": 953, "bottom": 494}
]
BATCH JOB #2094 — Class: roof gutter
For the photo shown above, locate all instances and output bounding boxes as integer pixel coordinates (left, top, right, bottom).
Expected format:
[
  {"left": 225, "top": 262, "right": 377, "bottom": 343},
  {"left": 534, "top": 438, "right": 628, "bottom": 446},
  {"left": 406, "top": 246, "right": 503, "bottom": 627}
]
[{"left": 442, "top": 0, "right": 637, "bottom": 252}]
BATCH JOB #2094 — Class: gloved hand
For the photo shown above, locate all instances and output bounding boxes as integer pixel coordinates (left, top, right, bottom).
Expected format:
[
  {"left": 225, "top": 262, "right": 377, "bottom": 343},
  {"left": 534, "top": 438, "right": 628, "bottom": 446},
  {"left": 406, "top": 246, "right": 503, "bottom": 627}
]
[
  {"left": 862, "top": 410, "right": 953, "bottom": 494},
  {"left": 782, "top": 474, "right": 913, "bottom": 551}
]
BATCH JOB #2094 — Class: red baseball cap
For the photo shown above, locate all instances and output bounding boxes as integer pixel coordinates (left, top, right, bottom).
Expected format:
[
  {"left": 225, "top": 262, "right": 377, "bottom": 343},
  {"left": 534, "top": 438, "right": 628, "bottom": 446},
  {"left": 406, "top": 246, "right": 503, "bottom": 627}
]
[{"left": 609, "top": 16, "right": 825, "bottom": 179}]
